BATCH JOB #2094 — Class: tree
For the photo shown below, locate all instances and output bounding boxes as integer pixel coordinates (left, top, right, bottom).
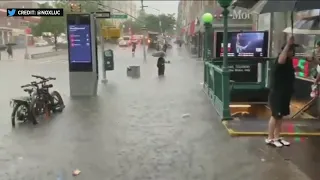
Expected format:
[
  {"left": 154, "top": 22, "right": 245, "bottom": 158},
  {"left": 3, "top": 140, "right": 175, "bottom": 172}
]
[
  {"left": 144, "top": 14, "right": 161, "bottom": 32},
  {"left": 31, "top": 1, "right": 104, "bottom": 50},
  {"left": 120, "top": 12, "right": 176, "bottom": 35},
  {"left": 144, "top": 13, "right": 176, "bottom": 34},
  {"left": 121, "top": 20, "right": 142, "bottom": 34},
  {"left": 159, "top": 13, "right": 176, "bottom": 34},
  {"left": 31, "top": 2, "right": 66, "bottom": 51}
]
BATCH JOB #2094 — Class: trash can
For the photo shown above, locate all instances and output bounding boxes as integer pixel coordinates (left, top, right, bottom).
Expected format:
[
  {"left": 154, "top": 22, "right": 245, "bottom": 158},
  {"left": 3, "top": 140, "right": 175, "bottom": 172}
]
[
  {"left": 104, "top": 49, "right": 114, "bottom": 71},
  {"left": 127, "top": 66, "right": 140, "bottom": 78}
]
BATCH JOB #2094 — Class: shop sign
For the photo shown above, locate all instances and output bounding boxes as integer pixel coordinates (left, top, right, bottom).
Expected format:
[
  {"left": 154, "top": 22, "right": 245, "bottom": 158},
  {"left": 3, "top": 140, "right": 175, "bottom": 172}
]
[{"left": 232, "top": 9, "right": 251, "bottom": 20}]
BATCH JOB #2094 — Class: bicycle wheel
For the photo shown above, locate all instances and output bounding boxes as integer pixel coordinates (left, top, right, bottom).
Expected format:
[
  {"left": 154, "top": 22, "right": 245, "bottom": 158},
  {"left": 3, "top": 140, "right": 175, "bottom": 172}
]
[
  {"left": 29, "top": 98, "right": 43, "bottom": 124},
  {"left": 11, "top": 103, "right": 30, "bottom": 127},
  {"left": 50, "top": 91, "right": 65, "bottom": 112}
]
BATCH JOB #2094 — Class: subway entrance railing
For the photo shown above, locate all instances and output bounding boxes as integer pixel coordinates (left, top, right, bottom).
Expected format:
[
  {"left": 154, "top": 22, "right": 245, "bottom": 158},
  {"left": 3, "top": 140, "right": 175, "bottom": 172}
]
[{"left": 203, "top": 57, "right": 274, "bottom": 120}]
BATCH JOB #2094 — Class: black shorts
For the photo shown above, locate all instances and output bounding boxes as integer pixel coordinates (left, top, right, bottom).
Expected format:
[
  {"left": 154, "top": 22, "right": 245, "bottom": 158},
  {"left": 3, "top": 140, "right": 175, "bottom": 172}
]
[{"left": 269, "top": 90, "right": 292, "bottom": 119}]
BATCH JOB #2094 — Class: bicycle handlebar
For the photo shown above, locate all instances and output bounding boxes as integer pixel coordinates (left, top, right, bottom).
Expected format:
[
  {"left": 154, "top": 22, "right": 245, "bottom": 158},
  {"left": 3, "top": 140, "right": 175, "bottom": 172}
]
[
  {"left": 20, "top": 80, "right": 48, "bottom": 88},
  {"left": 31, "top": 75, "right": 56, "bottom": 81}
]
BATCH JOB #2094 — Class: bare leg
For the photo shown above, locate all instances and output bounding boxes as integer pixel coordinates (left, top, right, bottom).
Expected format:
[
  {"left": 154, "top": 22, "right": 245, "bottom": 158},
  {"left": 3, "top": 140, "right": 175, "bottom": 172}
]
[
  {"left": 274, "top": 119, "right": 282, "bottom": 139},
  {"left": 275, "top": 116, "right": 290, "bottom": 146},
  {"left": 267, "top": 116, "right": 276, "bottom": 139}
]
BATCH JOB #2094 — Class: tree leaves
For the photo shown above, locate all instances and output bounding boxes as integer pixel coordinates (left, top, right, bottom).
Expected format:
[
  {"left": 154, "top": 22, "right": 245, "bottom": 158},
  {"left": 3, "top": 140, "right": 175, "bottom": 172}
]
[
  {"left": 31, "top": 2, "right": 67, "bottom": 37},
  {"left": 31, "top": 1, "right": 104, "bottom": 37},
  {"left": 121, "top": 13, "right": 176, "bottom": 35}
]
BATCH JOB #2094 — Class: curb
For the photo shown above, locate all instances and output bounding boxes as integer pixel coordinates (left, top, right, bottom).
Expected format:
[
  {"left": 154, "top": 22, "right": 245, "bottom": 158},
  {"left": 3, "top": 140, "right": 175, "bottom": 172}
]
[{"left": 29, "top": 50, "right": 67, "bottom": 60}]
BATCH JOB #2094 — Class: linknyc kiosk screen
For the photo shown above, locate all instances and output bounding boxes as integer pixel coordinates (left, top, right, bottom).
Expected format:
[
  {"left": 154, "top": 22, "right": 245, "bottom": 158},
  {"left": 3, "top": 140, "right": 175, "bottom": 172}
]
[
  {"left": 67, "top": 14, "right": 93, "bottom": 72},
  {"left": 216, "top": 31, "right": 269, "bottom": 58},
  {"left": 68, "top": 25, "right": 92, "bottom": 63}
]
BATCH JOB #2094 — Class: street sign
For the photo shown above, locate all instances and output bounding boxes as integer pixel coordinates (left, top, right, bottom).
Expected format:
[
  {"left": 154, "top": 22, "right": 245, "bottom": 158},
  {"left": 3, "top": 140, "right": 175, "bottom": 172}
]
[
  {"left": 95, "top": 11, "right": 111, "bottom": 19},
  {"left": 111, "top": 14, "right": 127, "bottom": 19}
]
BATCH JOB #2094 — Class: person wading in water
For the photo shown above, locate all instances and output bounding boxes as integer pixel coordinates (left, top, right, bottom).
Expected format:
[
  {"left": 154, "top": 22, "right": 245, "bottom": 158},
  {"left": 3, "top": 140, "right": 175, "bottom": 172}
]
[{"left": 157, "top": 54, "right": 165, "bottom": 76}]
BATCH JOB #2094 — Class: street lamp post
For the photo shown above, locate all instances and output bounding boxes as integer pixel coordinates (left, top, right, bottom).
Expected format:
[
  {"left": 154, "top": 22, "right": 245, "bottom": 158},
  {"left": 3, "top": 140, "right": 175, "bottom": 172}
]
[
  {"left": 141, "top": 1, "right": 147, "bottom": 62},
  {"left": 218, "top": 0, "right": 232, "bottom": 120},
  {"left": 201, "top": 13, "right": 214, "bottom": 61}
]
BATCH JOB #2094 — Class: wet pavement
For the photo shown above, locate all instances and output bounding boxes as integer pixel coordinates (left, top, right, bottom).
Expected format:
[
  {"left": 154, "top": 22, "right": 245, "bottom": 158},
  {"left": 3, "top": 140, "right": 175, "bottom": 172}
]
[{"left": 0, "top": 44, "right": 317, "bottom": 179}]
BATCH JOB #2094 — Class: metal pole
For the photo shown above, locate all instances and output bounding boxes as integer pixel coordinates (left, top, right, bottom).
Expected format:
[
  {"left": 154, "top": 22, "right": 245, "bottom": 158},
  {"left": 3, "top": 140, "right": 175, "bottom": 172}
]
[
  {"left": 141, "top": 1, "right": 147, "bottom": 62},
  {"left": 221, "top": 7, "right": 231, "bottom": 120},
  {"left": 266, "top": 12, "right": 274, "bottom": 87},
  {"left": 142, "top": 28, "right": 147, "bottom": 62},
  {"left": 100, "top": 20, "right": 107, "bottom": 83},
  {"left": 158, "top": 12, "right": 162, "bottom": 34},
  {"left": 24, "top": 33, "right": 29, "bottom": 59},
  {"left": 222, "top": 9, "right": 229, "bottom": 69}
]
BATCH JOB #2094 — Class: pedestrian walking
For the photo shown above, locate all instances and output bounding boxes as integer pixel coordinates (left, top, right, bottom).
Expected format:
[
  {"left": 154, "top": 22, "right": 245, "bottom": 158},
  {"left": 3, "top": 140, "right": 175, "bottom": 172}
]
[
  {"left": 163, "top": 43, "right": 168, "bottom": 53},
  {"left": 7, "top": 45, "right": 13, "bottom": 59},
  {"left": 132, "top": 41, "right": 136, "bottom": 57},
  {"left": 266, "top": 36, "right": 295, "bottom": 147}
]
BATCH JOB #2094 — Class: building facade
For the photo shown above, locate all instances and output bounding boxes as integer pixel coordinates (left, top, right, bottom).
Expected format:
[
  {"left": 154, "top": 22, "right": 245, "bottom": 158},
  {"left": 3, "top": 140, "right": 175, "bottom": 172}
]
[
  {"left": 0, "top": 1, "right": 40, "bottom": 46},
  {"left": 177, "top": 0, "right": 253, "bottom": 57}
]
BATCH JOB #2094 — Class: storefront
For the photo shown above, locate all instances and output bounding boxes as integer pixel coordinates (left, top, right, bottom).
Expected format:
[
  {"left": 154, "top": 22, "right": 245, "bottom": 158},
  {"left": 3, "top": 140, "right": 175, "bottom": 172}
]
[
  {"left": 0, "top": 9, "right": 40, "bottom": 47},
  {"left": 256, "top": 10, "right": 320, "bottom": 117},
  {"left": 195, "top": 7, "right": 253, "bottom": 60},
  {"left": 0, "top": 27, "right": 13, "bottom": 45}
]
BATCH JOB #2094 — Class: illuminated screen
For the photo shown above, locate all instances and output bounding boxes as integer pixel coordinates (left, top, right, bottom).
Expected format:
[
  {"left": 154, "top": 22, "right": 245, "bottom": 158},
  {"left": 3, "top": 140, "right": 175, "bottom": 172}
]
[
  {"left": 216, "top": 31, "right": 269, "bottom": 57},
  {"left": 68, "top": 25, "right": 92, "bottom": 63}
]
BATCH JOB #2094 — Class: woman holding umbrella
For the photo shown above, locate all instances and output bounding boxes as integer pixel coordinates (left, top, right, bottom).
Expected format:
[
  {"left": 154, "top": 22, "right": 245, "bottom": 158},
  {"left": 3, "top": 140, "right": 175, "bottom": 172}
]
[
  {"left": 6, "top": 43, "right": 16, "bottom": 59},
  {"left": 157, "top": 53, "right": 166, "bottom": 76}
]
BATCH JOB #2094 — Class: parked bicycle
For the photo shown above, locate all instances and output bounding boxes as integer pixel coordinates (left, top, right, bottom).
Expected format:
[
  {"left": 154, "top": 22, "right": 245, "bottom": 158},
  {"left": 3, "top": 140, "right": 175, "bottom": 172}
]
[
  {"left": 29, "top": 75, "right": 65, "bottom": 124},
  {"left": 10, "top": 75, "right": 65, "bottom": 126},
  {"left": 10, "top": 82, "right": 38, "bottom": 126}
]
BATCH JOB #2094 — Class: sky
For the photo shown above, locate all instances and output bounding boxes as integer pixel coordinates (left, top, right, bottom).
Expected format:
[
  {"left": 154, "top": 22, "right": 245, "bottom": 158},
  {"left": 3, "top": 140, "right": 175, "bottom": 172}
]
[
  {"left": 137, "top": 1, "right": 179, "bottom": 17},
  {"left": 36, "top": 0, "right": 179, "bottom": 18}
]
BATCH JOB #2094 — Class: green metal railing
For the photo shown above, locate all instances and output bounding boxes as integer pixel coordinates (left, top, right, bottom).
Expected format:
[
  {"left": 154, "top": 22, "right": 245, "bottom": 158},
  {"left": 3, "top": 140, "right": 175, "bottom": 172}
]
[{"left": 204, "top": 58, "right": 274, "bottom": 120}]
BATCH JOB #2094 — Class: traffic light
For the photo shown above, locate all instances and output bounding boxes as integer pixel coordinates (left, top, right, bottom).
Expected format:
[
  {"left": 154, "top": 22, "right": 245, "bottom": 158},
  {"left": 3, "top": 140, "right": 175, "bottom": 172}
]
[{"left": 70, "top": 3, "right": 81, "bottom": 12}]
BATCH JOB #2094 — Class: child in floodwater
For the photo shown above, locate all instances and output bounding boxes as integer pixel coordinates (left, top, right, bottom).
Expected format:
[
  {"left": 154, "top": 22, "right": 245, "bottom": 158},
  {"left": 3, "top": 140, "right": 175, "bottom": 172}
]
[{"left": 157, "top": 54, "right": 165, "bottom": 76}]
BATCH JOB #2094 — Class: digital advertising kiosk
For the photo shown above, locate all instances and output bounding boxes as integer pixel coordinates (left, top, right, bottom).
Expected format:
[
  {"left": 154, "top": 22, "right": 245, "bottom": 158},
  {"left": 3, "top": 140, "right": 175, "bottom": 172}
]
[{"left": 67, "top": 13, "right": 98, "bottom": 96}]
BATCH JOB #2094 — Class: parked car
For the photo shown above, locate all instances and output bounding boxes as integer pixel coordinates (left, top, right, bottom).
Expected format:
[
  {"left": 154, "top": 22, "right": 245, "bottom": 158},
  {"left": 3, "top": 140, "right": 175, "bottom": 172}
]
[
  {"left": 119, "top": 40, "right": 129, "bottom": 47},
  {"left": 122, "top": 36, "right": 131, "bottom": 45},
  {"left": 35, "top": 40, "right": 48, "bottom": 47}
]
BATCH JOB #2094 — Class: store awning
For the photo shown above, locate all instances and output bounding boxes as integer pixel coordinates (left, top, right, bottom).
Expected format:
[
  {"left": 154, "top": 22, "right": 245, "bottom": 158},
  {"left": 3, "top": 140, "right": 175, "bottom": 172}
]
[
  {"left": 189, "top": 20, "right": 195, "bottom": 36},
  {"left": 231, "top": 0, "right": 260, "bottom": 9}
]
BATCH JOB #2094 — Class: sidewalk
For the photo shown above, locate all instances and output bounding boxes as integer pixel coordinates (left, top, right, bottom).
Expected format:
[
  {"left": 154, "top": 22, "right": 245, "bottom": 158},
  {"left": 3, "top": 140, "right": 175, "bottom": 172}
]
[
  {"left": 0, "top": 46, "right": 314, "bottom": 179},
  {"left": 0, "top": 46, "right": 55, "bottom": 61}
]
